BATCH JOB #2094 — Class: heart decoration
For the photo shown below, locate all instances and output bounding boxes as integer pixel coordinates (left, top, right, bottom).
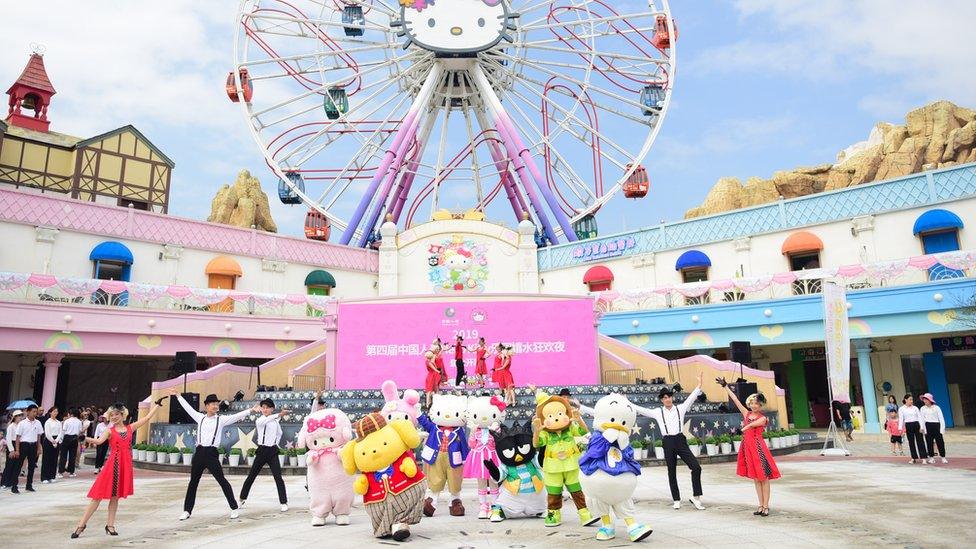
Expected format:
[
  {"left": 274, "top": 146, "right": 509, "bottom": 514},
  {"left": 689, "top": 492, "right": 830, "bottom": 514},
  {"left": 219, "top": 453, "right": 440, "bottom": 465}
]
[
  {"left": 758, "top": 325, "right": 784, "bottom": 340},
  {"left": 275, "top": 340, "right": 297, "bottom": 353},
  {"left": 136, "top": 335, "right": 163, "bottom": 350},
  {"left": 927, "top": 311, "right": 955, "bottom": 327},
  {"left": 627, "top": 334, "right": 650, "bottom": 348}
]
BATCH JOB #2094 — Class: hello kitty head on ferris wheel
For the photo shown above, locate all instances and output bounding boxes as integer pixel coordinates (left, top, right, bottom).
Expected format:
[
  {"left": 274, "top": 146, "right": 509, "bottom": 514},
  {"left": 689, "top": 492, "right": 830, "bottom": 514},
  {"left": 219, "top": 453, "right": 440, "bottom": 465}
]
[{"left": 397, "top": 0, "right": 517, "bottom": 55}]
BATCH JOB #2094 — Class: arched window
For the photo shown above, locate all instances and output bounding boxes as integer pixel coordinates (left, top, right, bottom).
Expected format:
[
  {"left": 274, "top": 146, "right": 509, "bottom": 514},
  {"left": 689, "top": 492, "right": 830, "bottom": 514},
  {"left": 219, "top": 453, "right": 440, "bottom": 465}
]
[
  {"left": 89, "top": 241, "right": 133, "bottom": 306},
  {"left": 675, "top": 250, "right": 711, "bottom": 304},
  {"left": 583, "top": 265, "right": 614, "bottom": 292},
  {"left": 781, "top": 231, "right": 824, "bottom": 295},
  {"left": 205, "top": 256, "right": 242, "bottom": 312},
  {"left": 913, "top": 209, "right": 964, "bottom": 280}
]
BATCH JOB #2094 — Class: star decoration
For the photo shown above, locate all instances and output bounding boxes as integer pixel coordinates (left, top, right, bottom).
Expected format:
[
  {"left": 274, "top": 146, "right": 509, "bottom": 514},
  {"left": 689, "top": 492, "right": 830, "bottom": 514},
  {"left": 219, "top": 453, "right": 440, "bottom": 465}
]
[
  {"left": 724, "top": 421, "right": 730, "bottom": 428},
  {"left": 713, "top": 421, "right": 720, "bottom": 429},
  {"left": 631, "top": 424, "right": 642, "bottom": 436},
  {"left": 231, "top": 428, "right": 257, "bottom": 455},
  {"left": 681, "top": 419, "right": 694, "bottom": 439},
  {"left": 699, "top": 421, "right": 706, "bottom": 428},
  {"left": 174, "top": 433, "right": 186, "bottom": 451}
]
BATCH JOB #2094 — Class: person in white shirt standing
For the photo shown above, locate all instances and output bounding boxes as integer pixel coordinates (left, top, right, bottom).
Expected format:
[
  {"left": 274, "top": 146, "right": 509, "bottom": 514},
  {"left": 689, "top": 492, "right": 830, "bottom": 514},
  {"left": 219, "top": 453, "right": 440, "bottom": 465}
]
[
  {"left": 169, "top": 388, "right": 259, "bottom": 520},
  {"left": 12, "top": 404, "right": 44, "bottom": 493},
  {"left": 41, "top": 406, "right": 62, "bottom": 483},
  {"left": 634, "top": 371, "right": 706, "bottom": 510},
  {"left": 1, "top": 410, "right": 24, "bottom": 489},
  {"left": 898, "top": 394, "right": 929, "bottom": 464},
  {"left": 918, "top": 393, "right": 948, "bottom": 464},
  {"left": 59, "top": 408, "right": 83, "bottom": 477},
  {"left": 93, "top": 415, "right": 110, "bottom": 473},
  {"left": 239, "top": 398, "right": 290, "bottom": 511}
]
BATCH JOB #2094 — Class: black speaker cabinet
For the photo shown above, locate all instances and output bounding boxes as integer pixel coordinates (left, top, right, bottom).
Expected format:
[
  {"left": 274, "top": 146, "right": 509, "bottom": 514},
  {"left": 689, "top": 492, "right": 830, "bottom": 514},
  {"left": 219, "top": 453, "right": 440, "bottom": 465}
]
[
  {"left": 169, "top": 393, "right": 199, "bottom": 424},
  {"left": 729, "top": 341, "right": 753, "bottom": 365},
  {"left": 730, "top": 382, "right": 758, "bottom": 409},
  {"left": 174, "top": 351, "right": 198, "bottom": 374}
]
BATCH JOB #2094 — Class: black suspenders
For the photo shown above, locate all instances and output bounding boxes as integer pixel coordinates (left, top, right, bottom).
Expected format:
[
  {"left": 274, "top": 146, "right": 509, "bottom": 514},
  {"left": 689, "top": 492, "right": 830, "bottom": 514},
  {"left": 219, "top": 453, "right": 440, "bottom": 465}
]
[
  {"left": 198, "top": 416, "right": 219, "bottom": 446},
  {"left": 662, "top": 406, "right": 682, "bottom": 436}
]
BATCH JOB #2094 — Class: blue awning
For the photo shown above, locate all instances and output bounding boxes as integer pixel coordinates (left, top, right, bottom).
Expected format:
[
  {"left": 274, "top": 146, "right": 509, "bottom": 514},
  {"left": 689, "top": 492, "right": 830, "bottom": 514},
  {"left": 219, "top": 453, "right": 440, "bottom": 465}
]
[
  {"left": 913, "top": 209, "right": 963, "bottom": 235},
  {"left": 89, "top": 241, "right": 134, "bottom": 264},
  {"left": 675, "top": 249, "right": 711, "bottom": 271}
]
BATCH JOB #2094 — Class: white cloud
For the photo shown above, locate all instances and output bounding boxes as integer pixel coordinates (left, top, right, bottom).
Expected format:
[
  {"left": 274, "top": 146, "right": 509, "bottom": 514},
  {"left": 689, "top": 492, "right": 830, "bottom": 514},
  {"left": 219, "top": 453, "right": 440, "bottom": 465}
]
[
  {"left": 690, "top": 1, "right": 976, "bottom": 107},
  {"left": 651, "top": 115, "right": 798, "bottom": 169}
]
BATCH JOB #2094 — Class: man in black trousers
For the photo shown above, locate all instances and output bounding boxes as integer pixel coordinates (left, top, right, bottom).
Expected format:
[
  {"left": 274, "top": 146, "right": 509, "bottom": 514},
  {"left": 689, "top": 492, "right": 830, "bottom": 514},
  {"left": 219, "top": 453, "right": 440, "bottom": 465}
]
[
  {"left": 169, "top": 388, "right": 258, "bottom": 520},
  {"left": 11, "top": 404, "right": 44, "bottom": 494},
  {"left": 239, "top": 398, "right": 289, "bottom": 512},
  {"left": 635, "top": 371, "right": 706, "bottom": 510},
  {"left": 59, "top": 407, "right": 83, "bottom": 477}
]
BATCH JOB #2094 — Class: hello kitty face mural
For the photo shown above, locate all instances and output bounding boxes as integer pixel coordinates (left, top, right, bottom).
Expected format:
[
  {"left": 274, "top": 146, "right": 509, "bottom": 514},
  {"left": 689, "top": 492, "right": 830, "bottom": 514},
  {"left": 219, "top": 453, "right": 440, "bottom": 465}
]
[{"left": 399, "top": 0, "right": 516, "bottom": 55}]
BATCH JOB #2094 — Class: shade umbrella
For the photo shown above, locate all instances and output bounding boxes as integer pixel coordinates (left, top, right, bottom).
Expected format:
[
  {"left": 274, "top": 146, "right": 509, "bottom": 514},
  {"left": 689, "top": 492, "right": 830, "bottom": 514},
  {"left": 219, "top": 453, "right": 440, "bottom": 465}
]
[{"left": 6, "top": 399, "right": 37, "bottom": 410}]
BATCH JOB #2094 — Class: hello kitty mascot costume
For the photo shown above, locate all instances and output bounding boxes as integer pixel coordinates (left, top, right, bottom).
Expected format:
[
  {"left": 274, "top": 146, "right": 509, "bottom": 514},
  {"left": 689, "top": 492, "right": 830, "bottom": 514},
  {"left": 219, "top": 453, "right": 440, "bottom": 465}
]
[
  {"left": 297, "top": 408, "right": 355, "bottom": 526},
  {"left": 464, "top": 395, "right": 507, "bottom": 518}
]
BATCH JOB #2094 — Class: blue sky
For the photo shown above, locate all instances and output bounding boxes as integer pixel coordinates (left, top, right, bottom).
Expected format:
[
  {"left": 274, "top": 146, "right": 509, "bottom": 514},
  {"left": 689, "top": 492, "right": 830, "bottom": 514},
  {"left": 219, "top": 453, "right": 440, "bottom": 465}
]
[{"left": 2, "top": 1, "right": 974, "bottom": 239}]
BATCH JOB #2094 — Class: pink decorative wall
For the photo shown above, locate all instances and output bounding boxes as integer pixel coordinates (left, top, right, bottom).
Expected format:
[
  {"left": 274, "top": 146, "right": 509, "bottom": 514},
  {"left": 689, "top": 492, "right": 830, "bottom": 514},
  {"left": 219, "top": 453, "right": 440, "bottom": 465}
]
[
  {"left": 0, "top": 187, "right": 378, "bottom": 272},
  {"left": 335, "top": 297, "right": 599, "bottom": 389}
]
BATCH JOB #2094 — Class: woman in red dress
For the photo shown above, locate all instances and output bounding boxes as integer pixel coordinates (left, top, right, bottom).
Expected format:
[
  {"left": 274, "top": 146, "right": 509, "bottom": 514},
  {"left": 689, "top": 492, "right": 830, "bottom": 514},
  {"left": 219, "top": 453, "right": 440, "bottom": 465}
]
[
  {"left": 424, "top": 351, "right": 441, "bottom": 408},
  {"left": 490, "top": 343, "right": 504, "bottom": 387},
  {"left": 71, "top": 399, "right": 163, "bottom": 538},
  {"left": 496, "top": 347, "right": 516, "bottom": 405},
  {"left": 721, "top": 378, "right": 780, "bottom": 517},
  {"left": 474, "top": 337, "right": 488, "bottom": 388},
  {"left": 433, "top": 344, "right": 448, "bottom": 389}
]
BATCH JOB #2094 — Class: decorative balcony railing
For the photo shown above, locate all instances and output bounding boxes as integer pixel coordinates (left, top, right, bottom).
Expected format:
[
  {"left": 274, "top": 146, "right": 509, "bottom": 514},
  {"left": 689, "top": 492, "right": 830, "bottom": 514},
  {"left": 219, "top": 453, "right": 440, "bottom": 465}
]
[
  {"left": 591, "top": 251, "right": 976, "bottom": 313},
  {"left": 0, "top": 272, "right": 336, "bottom": 318}
]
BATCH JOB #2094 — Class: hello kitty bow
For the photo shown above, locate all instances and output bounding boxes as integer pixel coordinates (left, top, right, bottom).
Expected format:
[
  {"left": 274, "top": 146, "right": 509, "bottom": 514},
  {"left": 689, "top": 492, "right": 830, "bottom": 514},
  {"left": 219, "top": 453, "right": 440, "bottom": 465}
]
[
  {"left": 490, "top": 396, "right": 507, "bottom": 411},
  {"left": 307, "top": 414, "right": 336, "bottom": 432}
]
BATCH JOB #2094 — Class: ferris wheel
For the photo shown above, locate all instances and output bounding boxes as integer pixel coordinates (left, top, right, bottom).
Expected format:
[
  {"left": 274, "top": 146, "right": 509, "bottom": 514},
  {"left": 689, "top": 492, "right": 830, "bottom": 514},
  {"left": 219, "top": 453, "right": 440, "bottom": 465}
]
[{"left": 231, "top": 0, "right": 677, "bottom": 247}]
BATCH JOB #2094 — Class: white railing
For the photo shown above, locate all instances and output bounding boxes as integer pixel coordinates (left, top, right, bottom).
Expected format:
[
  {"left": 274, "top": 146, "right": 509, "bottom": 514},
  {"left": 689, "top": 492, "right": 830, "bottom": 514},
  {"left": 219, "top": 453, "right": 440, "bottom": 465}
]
[
  {"left": 0, "top": 272, "right": 336, "bottom": 318},
  {"left": 593, "top": 251, "right": 976, "bottom": 313}
]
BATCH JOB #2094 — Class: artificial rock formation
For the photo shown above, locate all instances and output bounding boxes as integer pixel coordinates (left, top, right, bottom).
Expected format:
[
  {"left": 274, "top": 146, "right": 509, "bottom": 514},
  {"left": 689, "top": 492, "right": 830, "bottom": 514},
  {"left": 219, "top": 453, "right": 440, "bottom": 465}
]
[
  {"left": 208, "top": 169, "right": 278, "bottom": 232},
  {"left": 685, "top": 100, "right": 976, "bottom": 218}
]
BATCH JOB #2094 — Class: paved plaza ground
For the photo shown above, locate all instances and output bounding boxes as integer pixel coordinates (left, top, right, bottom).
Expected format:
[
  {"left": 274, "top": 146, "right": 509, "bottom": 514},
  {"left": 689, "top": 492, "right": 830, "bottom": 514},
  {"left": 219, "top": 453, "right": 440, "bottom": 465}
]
[{"left": 3, "top": 431, "right": 976, "bottom": 548}]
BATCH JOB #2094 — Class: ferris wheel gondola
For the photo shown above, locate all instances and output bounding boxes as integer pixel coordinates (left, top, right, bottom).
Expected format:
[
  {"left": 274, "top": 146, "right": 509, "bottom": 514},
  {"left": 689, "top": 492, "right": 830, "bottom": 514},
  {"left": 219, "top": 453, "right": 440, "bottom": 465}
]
[{"left": 232, "top": 0, "right": 677, "bottom": 246}]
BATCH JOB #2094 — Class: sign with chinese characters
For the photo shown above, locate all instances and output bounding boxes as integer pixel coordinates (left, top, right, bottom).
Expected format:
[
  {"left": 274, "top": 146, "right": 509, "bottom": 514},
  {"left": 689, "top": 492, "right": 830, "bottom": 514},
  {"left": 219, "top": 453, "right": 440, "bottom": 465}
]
[
  {"left": 570, "top": 236, "right": 637, "bottom": 262},
  {"left": 336, "top": 297, "right": 598, "bottom": 389},
  {"left": 822, "top": 282, "right": 851, "bottom": 402}
]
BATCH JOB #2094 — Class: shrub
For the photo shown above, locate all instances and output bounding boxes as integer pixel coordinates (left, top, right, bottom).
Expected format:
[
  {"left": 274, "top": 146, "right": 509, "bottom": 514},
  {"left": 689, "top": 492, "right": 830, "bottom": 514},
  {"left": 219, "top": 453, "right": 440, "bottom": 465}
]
[
  {"left": 687, "top": 438, "right": 700, "bottom": 446},
  {"left": 654, "top": 439, "right": 664, "bottom": 448},
  {"left": 218, "top": 446, "right": 226, "bottom": 455},
  {"left": 630, "top": 440, "right": 643, "bottom": 449},
  {"left": 230, "top": 448, "right": 243, "bottom": 456},
  {"left": 181, "top": 447, "right": 193, "bottom": 454},
  {"left": 247, "top": 448, "right": 256, "bottom": 457},
  {"left": 719, "top": 434, "right": 732, "bottom": 444},
  {"left": 732, "top": 434, "right": 743, "bottom": 442}
]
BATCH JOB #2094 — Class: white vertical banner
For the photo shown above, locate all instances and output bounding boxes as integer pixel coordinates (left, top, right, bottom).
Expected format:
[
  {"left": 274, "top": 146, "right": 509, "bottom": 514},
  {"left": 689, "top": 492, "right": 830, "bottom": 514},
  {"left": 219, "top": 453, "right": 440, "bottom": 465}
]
[{"left": 822, "top": 281, "right": 850, "bottom": 402}]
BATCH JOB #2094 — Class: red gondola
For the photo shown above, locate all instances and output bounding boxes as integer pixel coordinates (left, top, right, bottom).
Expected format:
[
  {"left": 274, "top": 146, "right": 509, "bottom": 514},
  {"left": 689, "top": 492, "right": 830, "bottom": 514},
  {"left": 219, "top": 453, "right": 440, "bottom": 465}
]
[
  {"left": 651, "top": 15, "right": 678, "bottom": 50},
  {"left": 304, "top": 209, "right": 331, "bottom": 241},
  {"left": 225, "top": 68, "right": 253, "bottom": 103},
  {"left": 623, "top": 164, "right": 649, "bottom": 199}
]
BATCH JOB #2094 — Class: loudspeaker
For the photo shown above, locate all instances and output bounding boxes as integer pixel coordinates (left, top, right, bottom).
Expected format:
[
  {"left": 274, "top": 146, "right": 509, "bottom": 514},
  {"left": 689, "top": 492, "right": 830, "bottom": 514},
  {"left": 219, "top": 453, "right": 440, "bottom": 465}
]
[
  {"left": 174, "top": 351, "right": 197, "bottom": 374},
  {"left": 169, "top": 393, "right": 199, "bottom": 424},
  {"left": 729, "top": 341, "right": 752, "bottom": 365},
  {"left": 729, "top": 382, "right": 757, "bottom": 409}
]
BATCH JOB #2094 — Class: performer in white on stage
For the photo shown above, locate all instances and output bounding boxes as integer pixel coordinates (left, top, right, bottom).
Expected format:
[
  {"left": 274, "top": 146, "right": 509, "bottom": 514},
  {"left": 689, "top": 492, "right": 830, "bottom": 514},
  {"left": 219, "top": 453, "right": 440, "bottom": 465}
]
[
  {"left": 168, "top": 388, "right": 260, "bottom": 520},
  {"left": 239, "top": 398, "right": 290, "bottom": 511},
  {"left": 93, "top": 414, "right": 110, "bottom": 473},
  {"left": 634, "top": 371, "right": 706, "bottom": 510}
]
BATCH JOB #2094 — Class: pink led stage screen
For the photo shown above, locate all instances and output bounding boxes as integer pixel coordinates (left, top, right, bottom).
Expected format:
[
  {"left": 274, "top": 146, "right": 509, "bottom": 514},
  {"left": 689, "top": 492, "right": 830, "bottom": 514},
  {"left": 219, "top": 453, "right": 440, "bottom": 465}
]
[{"left": 335, "top": 298, "right": 599, "bottom": 389}]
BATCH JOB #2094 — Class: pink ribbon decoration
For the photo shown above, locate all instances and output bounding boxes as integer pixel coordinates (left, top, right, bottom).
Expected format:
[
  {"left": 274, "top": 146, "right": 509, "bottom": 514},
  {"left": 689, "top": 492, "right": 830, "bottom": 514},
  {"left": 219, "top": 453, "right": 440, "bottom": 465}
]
[
  {"left": 490, "top": 396, "right": 507, "bottom": 412},
  {"left": 307, "top": 446, "right": 339, "bottom": 463},
  {"left": 307, "top": 414, "right": 337, "bottom": 433}
]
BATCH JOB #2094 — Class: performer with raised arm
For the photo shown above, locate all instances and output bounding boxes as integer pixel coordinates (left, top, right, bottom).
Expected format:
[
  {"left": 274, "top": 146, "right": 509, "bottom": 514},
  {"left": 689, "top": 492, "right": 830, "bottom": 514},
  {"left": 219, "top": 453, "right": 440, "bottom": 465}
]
[
  {"left": 70, "top": 399, "right": 164, "bottom": 538},
  {"left": 239, "top": 398, "right": 290, "bottom": 512},
  {"left": 719, "top": 377, "right": 780, "bottom": 517},
  {"left": 168, "top": 388, "right": 260, "bottom": 520},
  {"left": 633, "top": 371, "right": 705, "bottom": 510}
]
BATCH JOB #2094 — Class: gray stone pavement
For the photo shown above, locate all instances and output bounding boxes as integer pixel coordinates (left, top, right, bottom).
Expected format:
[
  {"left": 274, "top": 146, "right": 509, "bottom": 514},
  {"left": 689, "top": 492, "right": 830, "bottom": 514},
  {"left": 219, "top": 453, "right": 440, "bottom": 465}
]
[{"left": 3, "top": 442, "right": 976, "bottom": 549}]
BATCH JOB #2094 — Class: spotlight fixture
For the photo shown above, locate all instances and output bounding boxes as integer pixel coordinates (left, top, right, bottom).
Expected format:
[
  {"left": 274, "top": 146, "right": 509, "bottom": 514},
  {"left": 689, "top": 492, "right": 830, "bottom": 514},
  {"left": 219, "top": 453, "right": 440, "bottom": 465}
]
[{"left": 233, "top": 390, "right": 245, "bottom": 402}]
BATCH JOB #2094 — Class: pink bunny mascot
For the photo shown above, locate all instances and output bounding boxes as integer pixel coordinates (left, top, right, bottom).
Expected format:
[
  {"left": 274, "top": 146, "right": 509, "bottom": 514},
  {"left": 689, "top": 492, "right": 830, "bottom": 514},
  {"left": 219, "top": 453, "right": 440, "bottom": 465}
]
[
  {"left": 381, "top": 380, "right": 422, "bottom": 426},
  {"left": 297, "top": 408, "right": 355, "bottom": 526}
]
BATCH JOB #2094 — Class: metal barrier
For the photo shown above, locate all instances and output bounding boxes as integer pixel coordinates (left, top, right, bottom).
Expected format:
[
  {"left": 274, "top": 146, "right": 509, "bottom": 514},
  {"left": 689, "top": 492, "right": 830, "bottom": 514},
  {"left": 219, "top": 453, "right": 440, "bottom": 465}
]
[
  {"left": 601, "top": 368, "right": 640, "bottom": 385},
  {"left": 292, "top": 374, "right": 329, "bottom": 392}
]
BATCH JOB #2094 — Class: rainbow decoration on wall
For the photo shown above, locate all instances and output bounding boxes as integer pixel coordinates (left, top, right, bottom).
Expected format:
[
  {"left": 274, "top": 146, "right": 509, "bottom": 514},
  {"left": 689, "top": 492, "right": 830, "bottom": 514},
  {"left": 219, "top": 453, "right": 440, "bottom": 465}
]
[
  {"left": 848, "top": 318, "right": 873, "bottom": 336},
  {"left": 43, "top": 332, "right": 83, "bottom": 352},
  {"left": 682, "top": 331, "right": 714, "bottom": 348},
  {"left": 210, "top": 339, "right": 242, "bottom": 357}
]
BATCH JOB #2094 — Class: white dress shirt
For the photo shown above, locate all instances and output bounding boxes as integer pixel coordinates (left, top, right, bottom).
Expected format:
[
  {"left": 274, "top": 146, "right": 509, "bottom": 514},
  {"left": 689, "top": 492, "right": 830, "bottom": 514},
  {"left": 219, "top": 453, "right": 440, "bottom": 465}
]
[
  {"left": 44, "top": 418, "right": 62, "bottom": 444},
  {"left": 898, "top": 404, "right": 922, "bottom": 431},
  {"left": 94, "top": 422, "right": 109, "bottom": 440},
  {"left": 16, "top": 418, "right": 44, "bottom": 443},
  {"left": 635, "top": 386, "right": 703, "bottom": 436},
  {"left": 176, "top": 395, "right": 250, "bottom": 448},
  {"left": 62, "top": 417, "right": 83, "bottom": 436},
  {"left": 255, "top": 413, "right": 283, "bottom": 447},
  {"left": 5, "top": 422, "right": 17, "bottom": 451},
  {"left": 919, "top": 405, "right": 946, "bottom": 434}
]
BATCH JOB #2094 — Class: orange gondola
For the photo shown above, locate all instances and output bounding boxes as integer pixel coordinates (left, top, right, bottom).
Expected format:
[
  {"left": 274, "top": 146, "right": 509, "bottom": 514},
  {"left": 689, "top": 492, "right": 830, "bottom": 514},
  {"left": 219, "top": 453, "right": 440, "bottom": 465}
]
[
  {"left": 650, "top": 15, "right": 678, "bottom": 50},
  {"left": 623, "top": 164, "right": 649, "bottom": 199},
  {"left": 225, "top": 68, "right": 253, "bottom": 103},
  {"left": 304, "top": 209, "right": 331, "bottom": 241}
]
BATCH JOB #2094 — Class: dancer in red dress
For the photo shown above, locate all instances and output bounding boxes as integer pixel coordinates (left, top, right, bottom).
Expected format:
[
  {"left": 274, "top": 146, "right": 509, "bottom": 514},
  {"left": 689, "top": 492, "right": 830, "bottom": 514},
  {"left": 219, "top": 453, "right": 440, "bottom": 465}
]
[
  {"left": 490, "top": 343, "right": 504, "bottom": 387},
  {"left": 719, "top": 378, "right": 780, "bottom": 517},
  {"left": 433, "top": 343, "right": 448, "bottom": 389},
  {"left": 496, "top": 347, "right": 516, "bottom": 405},
  {"left": 71, "top": 399, "right": 163, "bottom": 538},
  {"left": 424, "top": 351, "right": 441, "bottom": 408},
  {"left": 474, "top": 338, "right": 489, "bottom": 388}
]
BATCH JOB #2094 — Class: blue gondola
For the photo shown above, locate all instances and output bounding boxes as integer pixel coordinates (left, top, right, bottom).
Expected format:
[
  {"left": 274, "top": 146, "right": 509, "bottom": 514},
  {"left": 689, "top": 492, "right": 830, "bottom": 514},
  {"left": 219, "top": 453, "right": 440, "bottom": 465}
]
[
  {"left": 640, "top": 84, "right": 665, "bottom": 116},
  {"left": 343, "top": 5, "right": 365, "bottom": 37},
  {"left": 324, "top": 87, "right": 349, "bottom": 120},
  {"left": 278, "top": 171, "right": 305, "bottom": 204}
]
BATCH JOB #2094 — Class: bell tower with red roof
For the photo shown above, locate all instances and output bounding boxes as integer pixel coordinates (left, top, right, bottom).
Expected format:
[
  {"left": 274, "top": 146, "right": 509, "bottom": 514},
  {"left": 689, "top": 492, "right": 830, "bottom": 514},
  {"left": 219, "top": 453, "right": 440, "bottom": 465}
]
[{"left": 6, "top": 51, "right": 57, "bottom": 132}]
